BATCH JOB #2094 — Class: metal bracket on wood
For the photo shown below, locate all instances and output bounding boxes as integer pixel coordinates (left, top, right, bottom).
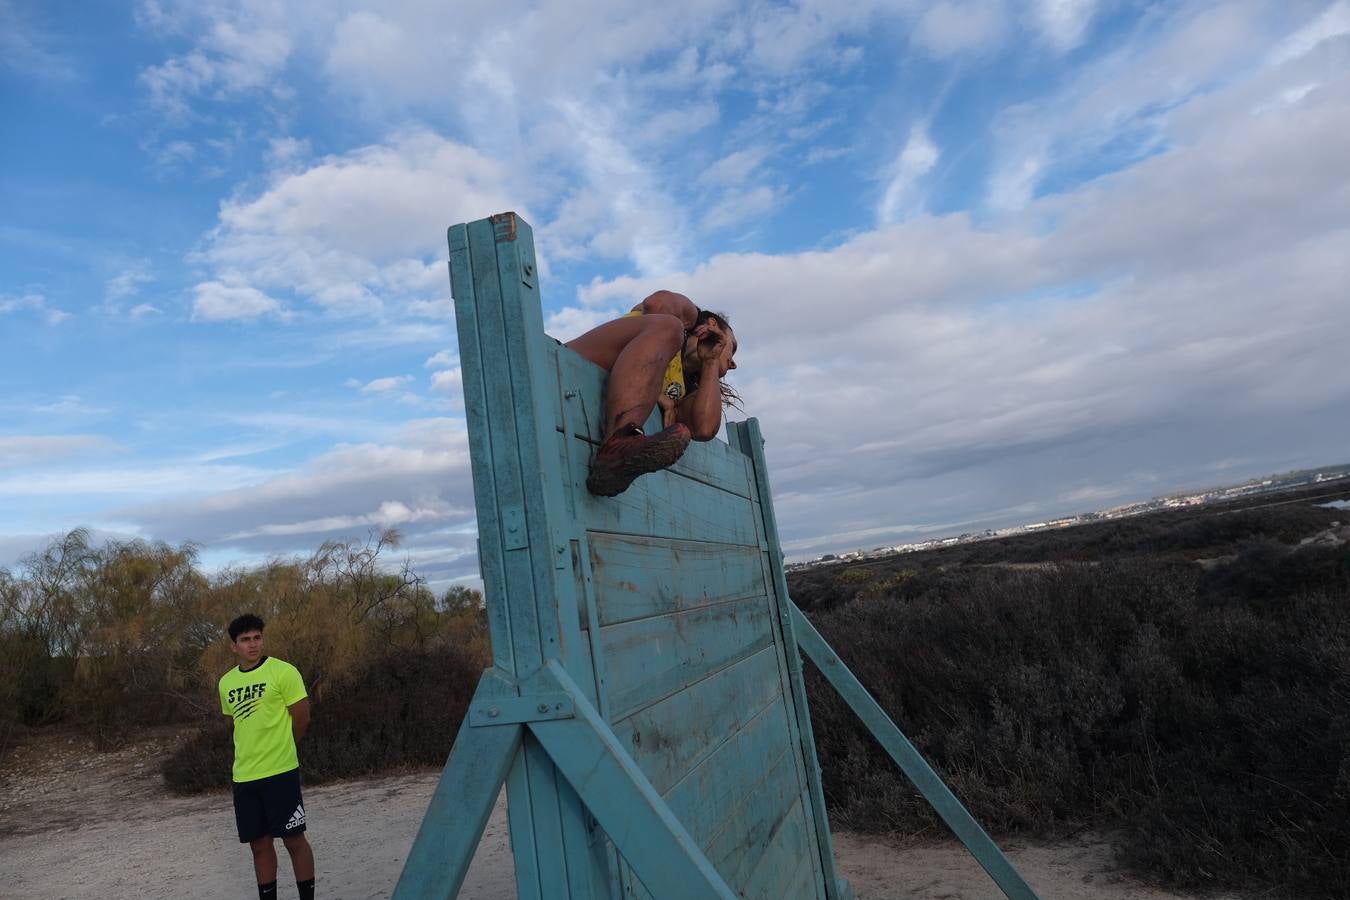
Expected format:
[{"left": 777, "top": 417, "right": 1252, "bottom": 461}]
[{"left": 469, "top": 692, "right": 575, "bottom": 727}]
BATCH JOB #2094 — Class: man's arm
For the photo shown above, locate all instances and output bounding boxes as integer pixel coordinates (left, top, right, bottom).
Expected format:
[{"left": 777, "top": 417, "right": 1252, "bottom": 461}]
[
  {"left": 638, "top": 290, "right": 699, "bottom": 329},
  {"left": 677, "top": 324, "right": 733, "bottom": 441},
  {"left": 289, "top": 698, "right": 311, "bottom": 743}
]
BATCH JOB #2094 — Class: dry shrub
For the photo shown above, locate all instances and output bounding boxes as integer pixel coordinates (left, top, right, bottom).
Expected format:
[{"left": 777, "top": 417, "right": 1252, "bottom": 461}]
[{"left": 797, "top": 541, "right": 1350, "bottom": 898}]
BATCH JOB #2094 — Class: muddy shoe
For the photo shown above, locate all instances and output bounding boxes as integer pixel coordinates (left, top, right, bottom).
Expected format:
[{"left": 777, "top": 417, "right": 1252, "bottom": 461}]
[{"left": 586, "top": 423, "right": 692, "bottom": 497}]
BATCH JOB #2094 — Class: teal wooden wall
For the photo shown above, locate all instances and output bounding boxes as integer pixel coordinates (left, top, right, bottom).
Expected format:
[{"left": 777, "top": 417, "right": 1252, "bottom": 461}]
[{"left": 448, "top": 213, "right": 841, "bottom": 899}]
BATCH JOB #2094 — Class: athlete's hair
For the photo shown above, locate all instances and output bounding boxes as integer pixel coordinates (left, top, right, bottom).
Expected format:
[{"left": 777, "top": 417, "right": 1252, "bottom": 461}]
[
  {"left": 228, "top": 613, "right": 265, "bottom": 641},
  {"left": 687, "top": 309, "right": 743, "bottom": 410}
]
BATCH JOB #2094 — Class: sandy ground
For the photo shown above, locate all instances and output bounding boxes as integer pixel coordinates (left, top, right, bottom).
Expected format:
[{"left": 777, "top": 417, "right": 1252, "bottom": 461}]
[{"left": 0, "top": 728, "right": 1229, "bottom": 900}]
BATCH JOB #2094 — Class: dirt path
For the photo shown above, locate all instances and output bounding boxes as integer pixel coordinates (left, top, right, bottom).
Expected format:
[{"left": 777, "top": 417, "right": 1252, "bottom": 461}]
[{"left": 0, "top": 729, "right": 1225, "bottom": 899}]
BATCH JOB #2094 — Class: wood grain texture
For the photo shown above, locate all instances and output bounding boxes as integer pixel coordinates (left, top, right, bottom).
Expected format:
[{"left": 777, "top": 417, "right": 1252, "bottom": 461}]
[{"left": 587, "top": 534, "right": 765, "bottom": 627}]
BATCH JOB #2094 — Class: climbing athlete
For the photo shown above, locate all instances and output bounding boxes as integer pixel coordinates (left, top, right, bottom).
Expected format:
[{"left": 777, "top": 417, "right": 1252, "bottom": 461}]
[
  {"left": 219, "top": 613, "right": 316, "bottom": 900},
  {"left": 566, "top": 289, "right": 738, "bottom": 497}
]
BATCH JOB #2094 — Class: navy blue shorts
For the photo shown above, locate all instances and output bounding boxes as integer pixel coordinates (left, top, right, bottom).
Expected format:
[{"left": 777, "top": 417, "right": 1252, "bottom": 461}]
[{"left": 232, "top": 768, "right": 306, "bottom": 843}]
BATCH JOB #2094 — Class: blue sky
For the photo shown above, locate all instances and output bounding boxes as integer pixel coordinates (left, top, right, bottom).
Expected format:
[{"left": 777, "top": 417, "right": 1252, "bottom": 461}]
[{"left": 3, "top": 0, "right": 1348, "bottom": 585}]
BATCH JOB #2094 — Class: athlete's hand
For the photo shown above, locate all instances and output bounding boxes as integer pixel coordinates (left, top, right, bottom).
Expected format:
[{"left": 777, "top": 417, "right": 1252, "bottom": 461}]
[
  {"left": 693, "top": 320, "right": 729, "bottom": 360},
  {"left": 656, "top": 391, "right": 677, "bottom": 427}
]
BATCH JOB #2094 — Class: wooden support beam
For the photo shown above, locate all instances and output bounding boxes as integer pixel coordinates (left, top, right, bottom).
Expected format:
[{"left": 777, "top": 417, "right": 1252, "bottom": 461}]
[
  {"left": 530, "top": 662, "right": 738, "bottom": 900},
  {"left": 394, "top": 672, "right": 524, "bottom": 900},
  {"left": 788, "top": 603, "right": 1043, "bottom": 900}
]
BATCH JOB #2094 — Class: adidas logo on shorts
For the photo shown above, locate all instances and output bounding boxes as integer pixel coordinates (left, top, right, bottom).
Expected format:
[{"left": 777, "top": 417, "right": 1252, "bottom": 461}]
[{"left": 285, "top": 803, "right": 306, "bottom": 831}]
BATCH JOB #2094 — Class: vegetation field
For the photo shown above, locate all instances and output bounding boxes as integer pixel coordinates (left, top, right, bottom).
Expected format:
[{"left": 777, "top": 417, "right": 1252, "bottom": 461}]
[
  {"left": 2, "top": 480, "right": 1347, "bottom": 897},
  {"left": 790, "top": 481, "right": 1350, "bottom": 898}
]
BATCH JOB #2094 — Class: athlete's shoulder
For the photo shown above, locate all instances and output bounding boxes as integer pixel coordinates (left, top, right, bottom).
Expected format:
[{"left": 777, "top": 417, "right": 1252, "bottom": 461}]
[{"left": 218, "top": 665, "right": 240, "bottom": 686}]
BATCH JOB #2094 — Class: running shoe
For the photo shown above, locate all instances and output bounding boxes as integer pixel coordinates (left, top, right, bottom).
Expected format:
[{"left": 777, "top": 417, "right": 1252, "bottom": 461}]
[{"left": 586, "top": 423, "right": 692, "bottom": 497}]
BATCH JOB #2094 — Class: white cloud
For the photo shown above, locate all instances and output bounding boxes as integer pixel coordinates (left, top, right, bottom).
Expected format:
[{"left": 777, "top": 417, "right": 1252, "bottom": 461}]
[
  {"left": 137, "top": 1, "right": 295, "bottom": 117},
  {"left": 118, "top": 418, "right": 475, "bottom": 551},
  {"left": 106, "top": 262, "right": 155, "bottom": 303},
  {"left": 1269, "top": 0, "right": 1350, "bottom": 66},
  {"left": 358, "top": 375, "right": 413, "bottom": 394},
  {"left": 1030, "top": 0, "right": 1100, "bottom": 52},
  {"left": 428, "top": 368, "right": 462, "bottom": 394},
  {"left": 986, "top": 1, "right": 1273, "bottom": 210},
  {"left": 0, "top": 292, "right": 70, "bottom": 325},
  {"left": 914, "top": 0, "right": 1008, "bottom": 59},
  {"left": 423, "top": 350, "right": 456, "bottom": 369},
  {"left": 702, "top": 185, "right": 784, "bottom": 232},
  {"left": 191, "top": 280, "right": 284, "bottom": 321},
  {"left": 193, "top": 130, "right": 517, "bottom": 319},
  {"left": 0, "top": 436, "right": 115, "bottom": 469},
  {"left": 878, "top": 123, "right": 940, "bottom": 224}
]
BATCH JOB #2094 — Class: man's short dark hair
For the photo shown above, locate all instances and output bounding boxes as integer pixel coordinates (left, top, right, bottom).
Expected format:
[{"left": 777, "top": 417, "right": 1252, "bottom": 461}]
[{"left": 228, "top": 613, "right": 265, "bottom": 641}]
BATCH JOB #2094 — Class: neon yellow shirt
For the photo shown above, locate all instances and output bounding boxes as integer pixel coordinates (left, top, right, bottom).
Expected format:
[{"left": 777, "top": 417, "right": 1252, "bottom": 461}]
[
  {"left": 623, "top": 309, "right": 686, "bottom": 403},
  {"left": 219, "top": 656, "right": 308, "bottom": 783}
]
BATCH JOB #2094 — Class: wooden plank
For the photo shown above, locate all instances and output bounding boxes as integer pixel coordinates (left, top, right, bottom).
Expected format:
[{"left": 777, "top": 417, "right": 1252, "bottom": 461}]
[
  {"left": 530, "top": 662, "right": 737, "bottom": 900},
  {"left": 731, "top": 420, "right": 836, "bottom": 899},
  {"left": 588, "top": 534, "right": 766, "bottom": 627},
  {"left": 738, "top": 799, "right": 817, "bottom": 900},
  {"left": 790, "top": 603, "right": 1043, "bottom": 900},
  {"left": 448, "top": 224, "right": 515, "bottom": 674},
  {"left": 703, "top": 745, "right": 808, "bottom": 889},
  {"left": 393, "top": 712, "right": 521, "bottom": 899},
  {"left": 564, "top": 437, "right": 759, "bottom": 545},
  {"left": 601, "top": 594, "right": 775, "bottom": 721},
  {"left": 663, "top": 697, "right": 794, "bottom": 850},
  {"left": 611, "top": 644, "right": 785, "bottom": 794},
  {"left": 453, "top": 215, "right": 601, "bottom": 899}
]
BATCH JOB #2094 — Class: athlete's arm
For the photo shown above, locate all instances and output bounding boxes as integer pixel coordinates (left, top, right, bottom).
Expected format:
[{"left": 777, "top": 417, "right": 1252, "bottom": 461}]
[
  {"left": 677, "top": 322, "right": 732, "bottom": 441},
  {"left": 289, "top": 698, "right": 311, "bottom": 742},
  {"left": 638, "top": 290, "right": 698, "bottom": 329}
]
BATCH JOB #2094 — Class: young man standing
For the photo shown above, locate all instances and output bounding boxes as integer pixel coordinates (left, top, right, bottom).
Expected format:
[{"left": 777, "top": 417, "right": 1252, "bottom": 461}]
[{"left": 220, "top": 613, "right": 316, "bottom": 900}]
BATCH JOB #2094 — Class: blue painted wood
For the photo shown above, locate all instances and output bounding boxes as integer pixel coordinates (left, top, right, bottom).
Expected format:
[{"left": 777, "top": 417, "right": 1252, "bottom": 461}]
[
  {"left": 661, "top": 692, "right": 792, "bottom": 848},
  {"left": 449, "top": 214, "right": 608, "bottom": 898},
  {"left": 421, "top": 212, "right": 1033, "bottom": 900},
  {"left": 789, "top": 602, "right": 1043, "bottom": 900},
  {"left": 562, "top": 435, "right": 760, "bottom": 545},
  {"left": 393, "top": 670, "right": 521, "bottom": 900},
  {"left": 730, "top": 419, "right": 841, "bottom": 899},
  {"left": 600, "top": 594, "right": 776, "bottom": 721},
  {"left": 610, "top": 644, "right": 785, "bottom": 794},
  {"left": 531, "top": 661, "right": 738, "bottom": 900},
  {"left": 447, "top": 224, "right": 515, "bottom": 674},
  {"left": 586, "top": 535, "right": 764, "bottom": 627}
]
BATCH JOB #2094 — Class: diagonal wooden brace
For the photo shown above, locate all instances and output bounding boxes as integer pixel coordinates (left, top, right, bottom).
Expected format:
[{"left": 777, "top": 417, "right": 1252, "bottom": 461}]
[
  {"left": 789, "top": 604, "right": 1042, "bottom": 900},
  {"left": 394, "top": 671, "right": 522, "bottom": 900},
  {"left": 530, "top": 660, "right": 738, "bottom": 900}
]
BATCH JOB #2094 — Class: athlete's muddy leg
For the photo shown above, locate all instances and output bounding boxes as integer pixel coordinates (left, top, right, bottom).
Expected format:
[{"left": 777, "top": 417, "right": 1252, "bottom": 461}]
[
  {"left": 249, "top": 836, "right": 278, "bottom": 884},
  {"left": 565, "top": 314, "right": 683, "bottom": 438}
]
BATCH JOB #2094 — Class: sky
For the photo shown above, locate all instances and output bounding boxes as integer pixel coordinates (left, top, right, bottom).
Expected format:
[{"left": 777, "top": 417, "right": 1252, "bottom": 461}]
[{"left": 2, "top": 0, "right": 1348, "bottom": 587}]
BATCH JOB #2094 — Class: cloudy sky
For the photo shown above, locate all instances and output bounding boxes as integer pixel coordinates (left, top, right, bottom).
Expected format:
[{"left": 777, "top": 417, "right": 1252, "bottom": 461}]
[{"left": 3, "top": 0, "right": 1348, "bottom": 583}]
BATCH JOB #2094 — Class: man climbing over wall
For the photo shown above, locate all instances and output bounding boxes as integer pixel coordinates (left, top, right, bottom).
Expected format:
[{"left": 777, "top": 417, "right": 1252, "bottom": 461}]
[
  {"left": 220, "top": 613, "right": 317, "bottom": 900},
  {"left": 566, "top": 289, "right": 739, "bottom": 496}
]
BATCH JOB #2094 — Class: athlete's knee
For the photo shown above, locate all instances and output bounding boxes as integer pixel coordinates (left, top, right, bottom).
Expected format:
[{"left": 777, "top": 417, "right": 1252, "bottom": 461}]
[
  {"left": 282, "top": 833, "right": 310, "bottom": 851},
  {"left": 642, "top": 313, "right": 683, "bottom": 349},
  {"left": 249, "top": 837, "right": 275, "bottom": 857}
]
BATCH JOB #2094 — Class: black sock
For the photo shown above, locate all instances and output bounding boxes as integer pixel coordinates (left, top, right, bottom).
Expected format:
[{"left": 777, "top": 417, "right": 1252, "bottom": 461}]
[
  {"left": 297, "top": 877, "right": 315, "bottom": 900},
  {"left": 257, "top": 881, "right": 277, "bottom": 899}
]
